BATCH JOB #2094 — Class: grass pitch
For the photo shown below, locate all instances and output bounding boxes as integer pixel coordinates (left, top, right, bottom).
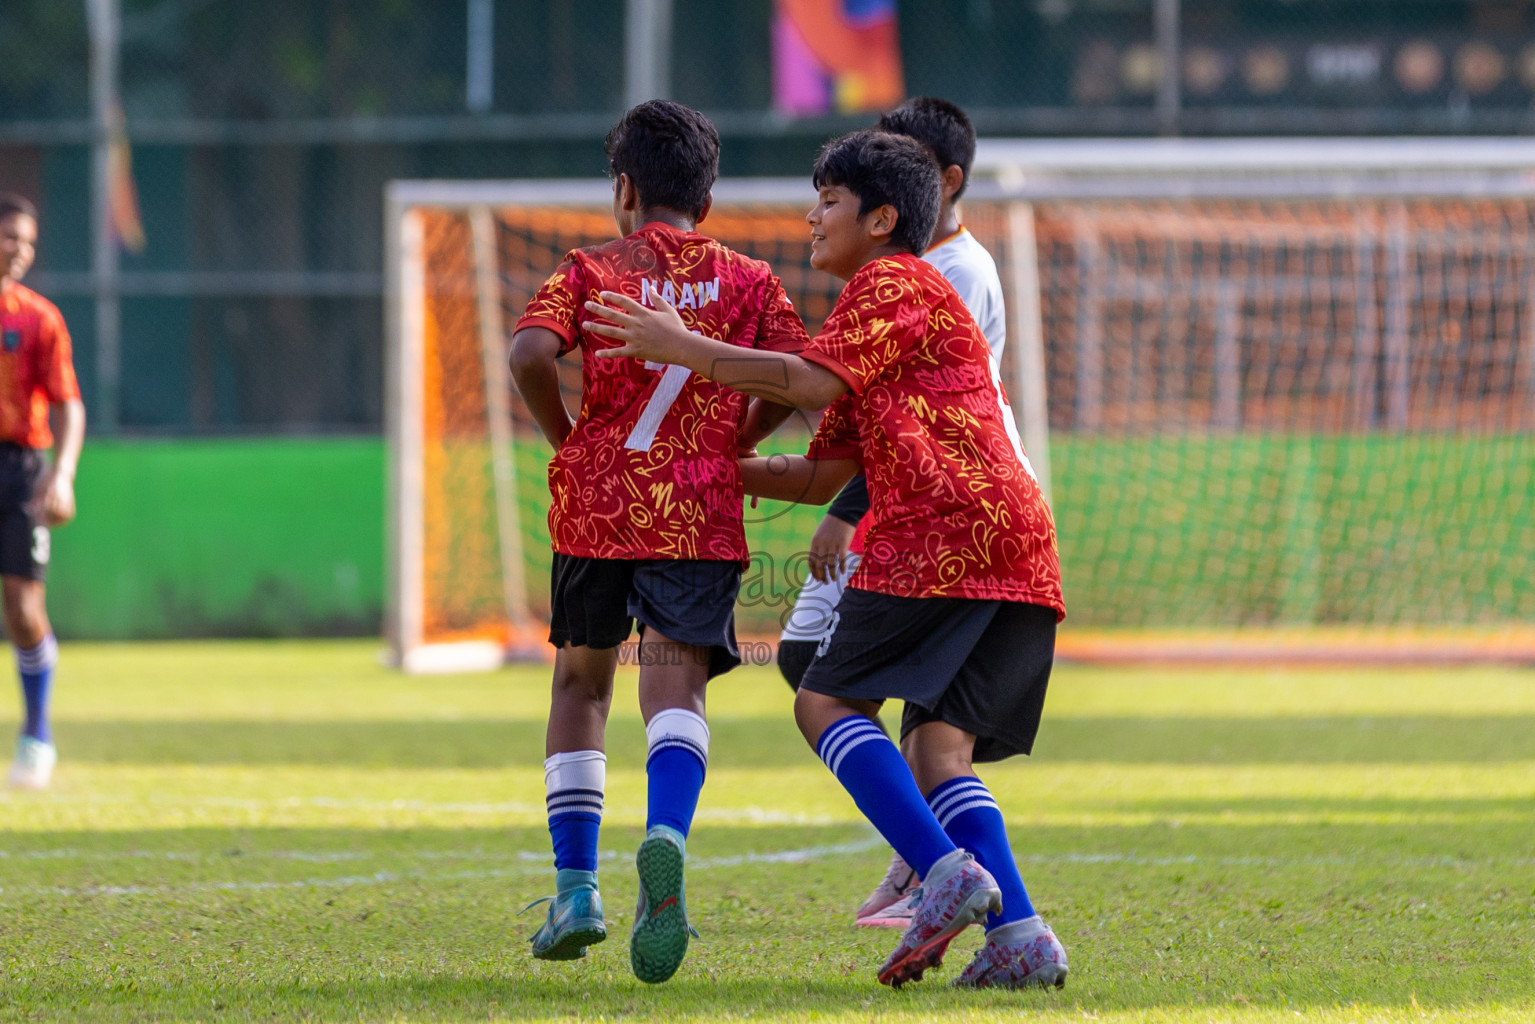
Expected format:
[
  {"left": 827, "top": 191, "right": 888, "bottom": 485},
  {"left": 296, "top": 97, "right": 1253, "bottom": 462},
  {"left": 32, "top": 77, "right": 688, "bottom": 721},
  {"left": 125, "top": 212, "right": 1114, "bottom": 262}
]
[{"left": 1, "top": 641, "right": 1532, "bottom": 1022}]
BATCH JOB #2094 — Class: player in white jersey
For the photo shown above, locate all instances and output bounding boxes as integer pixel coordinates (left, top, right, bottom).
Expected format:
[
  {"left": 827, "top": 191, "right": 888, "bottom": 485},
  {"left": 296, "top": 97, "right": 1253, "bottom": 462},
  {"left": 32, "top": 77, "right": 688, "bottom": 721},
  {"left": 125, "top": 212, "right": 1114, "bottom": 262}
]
[
  {"left": 924, "top": 223, "right": 1005, "bottom": 371},
  {"left": 773, "top": 97, "right": 1012, "bottom": 927}
]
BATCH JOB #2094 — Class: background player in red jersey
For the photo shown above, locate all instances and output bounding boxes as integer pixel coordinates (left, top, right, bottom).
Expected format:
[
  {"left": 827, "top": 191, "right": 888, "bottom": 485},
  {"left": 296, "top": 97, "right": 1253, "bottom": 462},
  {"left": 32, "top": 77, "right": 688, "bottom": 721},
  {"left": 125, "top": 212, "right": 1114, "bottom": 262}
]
[
  {"left": 582, "top": 129, "right": 1069, "bottom": 991},
  {"left": 508, "top": 100, "right": 808, "bottom": 983},
  {"left": 0, "top": 194, "right": 85, "bottom": 791}
]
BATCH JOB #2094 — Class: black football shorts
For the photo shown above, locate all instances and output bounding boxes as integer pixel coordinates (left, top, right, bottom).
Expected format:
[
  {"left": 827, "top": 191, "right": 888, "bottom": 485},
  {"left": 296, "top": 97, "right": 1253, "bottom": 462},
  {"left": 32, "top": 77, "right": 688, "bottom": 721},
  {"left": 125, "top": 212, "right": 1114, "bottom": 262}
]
[
  {"left": 798, "top": 589, "right": 1057, "bottom": 762},
  {"left": 548, "top": 553, "right": 743, "bottom": 678},
  {"left": 0, "top": 443, "right": 48, "bottom": 582}
]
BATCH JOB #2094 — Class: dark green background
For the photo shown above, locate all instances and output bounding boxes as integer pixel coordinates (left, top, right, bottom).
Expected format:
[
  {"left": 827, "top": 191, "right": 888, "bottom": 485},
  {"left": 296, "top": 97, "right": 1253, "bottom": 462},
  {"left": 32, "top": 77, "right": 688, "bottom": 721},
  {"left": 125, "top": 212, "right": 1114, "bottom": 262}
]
[{"left": 51, "top": 438, "right": 383, "bottom": 638}]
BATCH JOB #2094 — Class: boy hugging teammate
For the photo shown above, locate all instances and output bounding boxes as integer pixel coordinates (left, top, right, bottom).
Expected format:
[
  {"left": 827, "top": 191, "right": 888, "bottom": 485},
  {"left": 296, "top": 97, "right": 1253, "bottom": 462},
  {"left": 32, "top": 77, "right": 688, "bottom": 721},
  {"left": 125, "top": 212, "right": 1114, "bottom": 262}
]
[
  {"left": 584, "top": 130, "right": 1069, "bottom": 990},
  {"left": 508, "top": 100, "right": 808, "bottom": 983},
  {"left": 775, "top": 97, "right": 1009, "bottom": 930}
]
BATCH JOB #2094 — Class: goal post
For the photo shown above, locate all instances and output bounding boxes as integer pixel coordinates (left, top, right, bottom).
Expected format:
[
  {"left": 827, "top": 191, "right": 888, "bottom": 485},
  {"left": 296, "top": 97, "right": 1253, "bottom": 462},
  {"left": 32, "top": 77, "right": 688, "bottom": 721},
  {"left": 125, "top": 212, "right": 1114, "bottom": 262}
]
[
  {"left": 384, "top": 179, "right": 854, "bottom": 672},
  {"left": 386, "top": 143, "right": 1535, "bottom": 671}
]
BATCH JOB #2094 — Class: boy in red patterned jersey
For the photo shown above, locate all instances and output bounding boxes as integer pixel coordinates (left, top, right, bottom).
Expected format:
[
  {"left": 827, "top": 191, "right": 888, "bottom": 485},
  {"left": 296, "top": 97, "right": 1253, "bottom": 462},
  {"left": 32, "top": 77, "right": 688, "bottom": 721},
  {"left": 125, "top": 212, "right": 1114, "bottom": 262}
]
[
  {"left": 779, "top": 96, "right": 1012, "bottom": 931},
  {"left": 508, "top": 100, "right": 808, "bottom": 983},
  {"left": 583, "top": 130, "right": 1069, "bottom": 991},
  {"left": 0, "top": 194, "right": 85, "bottom": 792}
]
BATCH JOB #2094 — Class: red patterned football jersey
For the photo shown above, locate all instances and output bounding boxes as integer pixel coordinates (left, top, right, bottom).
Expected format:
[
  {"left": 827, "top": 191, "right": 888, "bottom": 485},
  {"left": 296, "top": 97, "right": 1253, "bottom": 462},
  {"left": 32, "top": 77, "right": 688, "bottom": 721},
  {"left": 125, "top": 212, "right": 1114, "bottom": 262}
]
[
  {"left": 0, "top": 283, "right": 80, "bottom": 449},
  {"left": 515, "top": 221, "right": 809, "bottom": 561},
  {"left": 803, "top": 254, "right": 1064, "bottom": 615}
]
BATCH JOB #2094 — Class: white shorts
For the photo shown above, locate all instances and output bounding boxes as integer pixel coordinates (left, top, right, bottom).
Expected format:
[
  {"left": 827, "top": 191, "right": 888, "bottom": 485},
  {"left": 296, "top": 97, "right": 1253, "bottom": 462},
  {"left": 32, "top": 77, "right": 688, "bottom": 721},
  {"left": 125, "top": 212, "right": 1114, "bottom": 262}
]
[{"left": 779, "top": 553, "right": 862, "bottom": 643}]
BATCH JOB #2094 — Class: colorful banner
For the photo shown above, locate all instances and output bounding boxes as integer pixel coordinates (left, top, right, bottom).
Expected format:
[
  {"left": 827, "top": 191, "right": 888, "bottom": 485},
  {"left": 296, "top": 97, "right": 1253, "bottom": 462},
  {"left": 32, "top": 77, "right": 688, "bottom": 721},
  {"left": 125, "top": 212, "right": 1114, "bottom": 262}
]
[
  {"left": 773, "top": 0, "right": 904, "bottom": 116},
  {"left": 107, "top": 102, "right": 145, "bottom": 253}
]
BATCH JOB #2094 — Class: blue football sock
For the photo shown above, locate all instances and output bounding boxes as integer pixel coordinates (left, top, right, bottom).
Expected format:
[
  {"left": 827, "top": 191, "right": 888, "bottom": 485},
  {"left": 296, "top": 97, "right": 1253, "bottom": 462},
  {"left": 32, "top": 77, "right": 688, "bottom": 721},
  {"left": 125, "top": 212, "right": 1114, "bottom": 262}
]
[
  {"left": 816, "top": 715, "right": 956, "bottom": 878},
  {"left": 17, "top": 635, "right": 57, "bottom": 743},
  {"left": 544, "top": 750, "right": 605, "bottom": 875},
  {"left": 645, "top": 708, "right": 709, "bottom": 837},
  {"left": 928, "top": 774, "right": 1035, "bottom": 928}
]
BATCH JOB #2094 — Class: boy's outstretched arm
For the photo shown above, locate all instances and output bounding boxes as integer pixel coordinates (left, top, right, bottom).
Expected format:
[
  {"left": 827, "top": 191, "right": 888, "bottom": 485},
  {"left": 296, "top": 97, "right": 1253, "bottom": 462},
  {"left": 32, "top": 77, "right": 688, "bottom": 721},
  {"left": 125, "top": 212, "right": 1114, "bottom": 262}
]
[
  {"left": 740, "top": 454, "right": 858, "bottom": 506},
  {"left": 584, "top": 292, "right": 846, "bottom": 410},
  {"left": 509, "top": 326, "right": 575, "bottom": 447}
]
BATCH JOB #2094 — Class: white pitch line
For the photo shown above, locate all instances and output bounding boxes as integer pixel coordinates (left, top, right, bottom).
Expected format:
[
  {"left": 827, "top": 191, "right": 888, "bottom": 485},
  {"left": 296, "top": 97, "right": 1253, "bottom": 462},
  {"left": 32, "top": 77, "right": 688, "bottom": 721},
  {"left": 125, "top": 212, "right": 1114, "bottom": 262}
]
[
  {"left": 2, "top": 839, "right": 1529, "bottom": 901},
  {"left": 0, "top": 837, "right": 888, "bottom": 900},
  {"left": 691, "top": 838, "right": 885, "bottom": 868},
  {"left": 0, "top": 842, "right": 860, "bottom": 866},
  {"left": 1, "top": 793, "right": 844, "bottom": 824},
  {"left": 0, "top": 848, "right": 373, "bottom": 863}
]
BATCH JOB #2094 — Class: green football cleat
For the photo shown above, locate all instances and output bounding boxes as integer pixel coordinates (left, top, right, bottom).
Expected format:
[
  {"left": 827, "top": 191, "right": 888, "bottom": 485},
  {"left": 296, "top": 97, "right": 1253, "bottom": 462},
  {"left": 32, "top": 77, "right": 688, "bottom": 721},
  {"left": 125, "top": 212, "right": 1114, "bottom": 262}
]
[
  {"left": 527, "top": 869, "right": 607, "bottom": 961},
  {"left": 629, "top": 825, "right": 697, "bottom": 984}
]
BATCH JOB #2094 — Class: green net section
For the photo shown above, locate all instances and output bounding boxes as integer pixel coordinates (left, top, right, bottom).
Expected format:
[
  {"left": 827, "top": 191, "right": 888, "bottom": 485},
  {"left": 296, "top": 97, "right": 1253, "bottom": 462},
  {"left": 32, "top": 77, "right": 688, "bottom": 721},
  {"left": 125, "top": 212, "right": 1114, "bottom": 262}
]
[
  {"left": 1051, "top": 434, "right": 1532, "bottom": 627},
  {"left": 416, "top": 196, "right": 1534, "bottom": 647}
]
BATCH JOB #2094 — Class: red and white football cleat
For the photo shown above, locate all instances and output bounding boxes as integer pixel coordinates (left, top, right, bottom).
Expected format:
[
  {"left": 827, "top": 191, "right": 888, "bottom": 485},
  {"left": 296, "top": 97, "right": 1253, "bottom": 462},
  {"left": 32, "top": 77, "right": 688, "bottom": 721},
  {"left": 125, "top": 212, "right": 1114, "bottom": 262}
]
[{"left": 954, "top": 917, "right": 1069, "bottom": 989}]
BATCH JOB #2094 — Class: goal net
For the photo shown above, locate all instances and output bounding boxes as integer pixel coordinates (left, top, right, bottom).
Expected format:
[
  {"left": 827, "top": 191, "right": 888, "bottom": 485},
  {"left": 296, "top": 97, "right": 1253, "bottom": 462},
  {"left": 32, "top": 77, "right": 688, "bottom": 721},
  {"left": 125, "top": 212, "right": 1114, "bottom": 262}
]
[
  {"left": 384, "top": 180, "right": 849, "bottom": 672},
  {"left": 387, "top": 143, "right": 1535, "bottom": 672}
]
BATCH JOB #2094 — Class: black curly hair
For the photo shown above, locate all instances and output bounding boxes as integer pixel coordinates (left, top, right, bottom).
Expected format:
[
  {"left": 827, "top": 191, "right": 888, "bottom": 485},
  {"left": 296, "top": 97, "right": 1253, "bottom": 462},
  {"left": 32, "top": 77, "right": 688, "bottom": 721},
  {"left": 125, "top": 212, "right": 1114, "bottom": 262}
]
[
  {"left": 877, "top": 96, "right": 976, "bottom": 199},
  {"left": 605, "top": 100, "right": 720, "bottom": 219},
  {"left": 812, "top": 129, "right": 941, "bottom": 255}
]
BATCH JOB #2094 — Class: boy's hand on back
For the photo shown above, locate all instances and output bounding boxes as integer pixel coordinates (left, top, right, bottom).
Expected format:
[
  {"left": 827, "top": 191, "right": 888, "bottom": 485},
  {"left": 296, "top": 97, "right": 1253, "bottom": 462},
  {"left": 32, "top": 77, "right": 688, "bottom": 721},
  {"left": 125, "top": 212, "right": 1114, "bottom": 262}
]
[
  {"left": 586, "top": 290, "right": 843, "bottom": 411},
  {"left": 584, "top": 291, "right": 698, "bottom": 365}
]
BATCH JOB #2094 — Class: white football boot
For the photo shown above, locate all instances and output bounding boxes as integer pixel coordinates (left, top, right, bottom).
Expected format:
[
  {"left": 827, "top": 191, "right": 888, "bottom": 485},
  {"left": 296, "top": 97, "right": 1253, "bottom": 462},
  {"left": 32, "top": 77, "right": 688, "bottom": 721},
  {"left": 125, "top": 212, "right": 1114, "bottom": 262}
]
[{"left": 8, "top": 736, "right": 56, "bottom": 790}]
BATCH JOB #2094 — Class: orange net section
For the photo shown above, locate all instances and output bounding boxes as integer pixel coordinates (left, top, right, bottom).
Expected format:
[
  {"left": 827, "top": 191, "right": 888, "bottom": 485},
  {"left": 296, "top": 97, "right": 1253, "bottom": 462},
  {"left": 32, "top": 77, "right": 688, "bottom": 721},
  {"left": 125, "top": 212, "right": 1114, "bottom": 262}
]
[
  {"left": 412, "top": 202, "right": 845, "bottom": 651},
  {"left": 418, "top": 209, "right": 507, "bottom": 647}
]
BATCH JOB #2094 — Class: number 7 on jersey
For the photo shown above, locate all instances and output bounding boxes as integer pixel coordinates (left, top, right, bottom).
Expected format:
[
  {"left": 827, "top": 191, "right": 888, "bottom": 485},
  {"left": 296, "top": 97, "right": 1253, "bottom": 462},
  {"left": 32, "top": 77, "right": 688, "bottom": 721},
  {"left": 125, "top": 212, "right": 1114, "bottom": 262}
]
[{"left": 624, "top": 361, "right": 692, "bottom": 451}]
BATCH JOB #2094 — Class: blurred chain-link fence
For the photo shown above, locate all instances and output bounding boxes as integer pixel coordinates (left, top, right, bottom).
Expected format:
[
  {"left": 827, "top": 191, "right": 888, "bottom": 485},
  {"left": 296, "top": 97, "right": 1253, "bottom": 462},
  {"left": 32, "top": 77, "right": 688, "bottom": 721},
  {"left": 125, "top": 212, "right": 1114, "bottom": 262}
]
[{"left": 4, "top": 0, "right": 1534, "bottom": 433}]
